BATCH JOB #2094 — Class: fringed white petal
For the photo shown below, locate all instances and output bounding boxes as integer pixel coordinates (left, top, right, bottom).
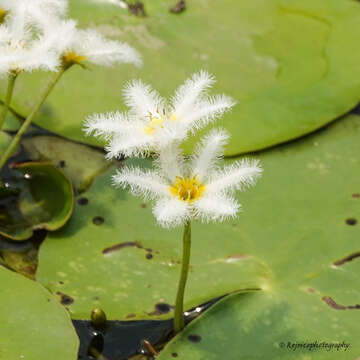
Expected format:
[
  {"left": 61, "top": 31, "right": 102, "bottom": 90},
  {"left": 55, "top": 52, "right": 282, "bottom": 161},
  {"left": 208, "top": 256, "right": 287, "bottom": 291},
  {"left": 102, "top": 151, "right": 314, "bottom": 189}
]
[
  {"left": 207, "top": 158, "right": 262, "bottom": 194},
  {"left": 184, "top": 94, "right": 236, "bottom": 131},
  {"left": 154, "top": 142, "right": 185, "bottom": 182},
  {"left": 193, "top": 193, "right": 240, "bottom": 223},
  {"left": 190, "top": 128, "right": 229, "bottom": 182},
  {"left": 153, "top": 197, "right": 190, "bottom": 228},
  {"left": 171, "top": 70, "right": 215, "bottom": 119},
  {"left": 72, "top": 29, "right": 142, "bottom": 67},
  {"left": 123, "top": 79, "right": 164, "bottom": 119},
  {"left": 105, "top": 133, "right": 151, "bottom": 159},
  {"left": 84, "top": 112, "right": 142, "bottom": 140},
  {"left": 0, "top": 0, "right": 69, "bottom": 75},
  {"left": 112, "top": 167, "right": 168, "bottom": 200}
]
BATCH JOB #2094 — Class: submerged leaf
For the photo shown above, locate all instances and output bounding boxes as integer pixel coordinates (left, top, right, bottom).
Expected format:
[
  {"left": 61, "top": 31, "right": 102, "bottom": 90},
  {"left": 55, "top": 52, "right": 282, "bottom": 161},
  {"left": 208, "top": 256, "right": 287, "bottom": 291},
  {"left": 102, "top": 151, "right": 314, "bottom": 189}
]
[{"left": 0, "top": 162, "right": 74, "bottom": 241}]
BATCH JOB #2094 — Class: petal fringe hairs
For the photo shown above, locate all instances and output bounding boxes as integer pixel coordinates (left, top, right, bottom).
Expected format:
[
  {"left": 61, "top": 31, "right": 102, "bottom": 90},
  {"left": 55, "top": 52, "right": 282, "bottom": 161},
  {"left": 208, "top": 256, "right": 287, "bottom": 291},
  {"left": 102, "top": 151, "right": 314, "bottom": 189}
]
[
  {"left": 84, "top": 70, "right": 262, "bottom": 335},
  {"left": 84, "top": 71, "right": 236, "bottom": 158},
  {"left": 0, "top": 0, "right": 142, "bottom": 77},
  {"left": 0, "top": 0, "right": 142, "bottom": 170},
  {"left": 112, "top": 129, "right": 262, "bottom": 228}
]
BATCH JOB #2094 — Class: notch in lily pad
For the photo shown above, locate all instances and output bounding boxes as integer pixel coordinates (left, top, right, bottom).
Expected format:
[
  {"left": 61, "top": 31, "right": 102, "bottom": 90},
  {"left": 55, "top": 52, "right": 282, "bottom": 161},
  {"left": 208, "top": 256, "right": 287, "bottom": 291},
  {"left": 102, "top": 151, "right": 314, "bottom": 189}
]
[{"left": 0, "top": 162, "right": 74, "bottom": 241}]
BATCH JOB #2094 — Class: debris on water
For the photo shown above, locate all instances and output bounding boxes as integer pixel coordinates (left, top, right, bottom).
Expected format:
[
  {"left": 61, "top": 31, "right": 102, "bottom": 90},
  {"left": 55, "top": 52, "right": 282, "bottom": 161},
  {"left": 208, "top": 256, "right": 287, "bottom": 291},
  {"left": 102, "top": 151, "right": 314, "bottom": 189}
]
[
  {"left": 170, "top": 0, "right": 186, "bottom": 14},
  {"left": 122, "top": 0, "right": 146, "bottom": 17},
  {"left": 148, "top": 303, "right": 173, "bottom": 316},
  {"left": 345, "top": 218, "right": 357, "bottom": 226},
  {"left": 77, "top": 197, "right": 89, "bottom": 206},
  {"left": 74, "top": 296, "right": 224, "bottom": 359},
  {"left": 142, "top": 340, "right": 159, "bottom": 356},
  {"left": 56, "top": 291, "right": 74, "bottom": 306},
  {"left": 187, "top": 334, "right": 202, "bottom": 343},
  {"left": 93, "top": 216, "right": 105, "bottom": 226}
]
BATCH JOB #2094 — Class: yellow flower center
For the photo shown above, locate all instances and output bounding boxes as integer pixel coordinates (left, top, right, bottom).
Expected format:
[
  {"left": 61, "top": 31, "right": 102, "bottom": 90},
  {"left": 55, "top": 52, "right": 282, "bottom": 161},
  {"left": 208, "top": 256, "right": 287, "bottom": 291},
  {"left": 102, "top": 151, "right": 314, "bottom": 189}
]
[
  {"left": 62, "top": 51, "right": 87, "bottom": 68},
  {"left": 169, "top": 176, "right": 206, "bottom": 202},
  {"left": 0, "top": 7, "right": 8, "bottom": 24},
  {"left": 143, "top": 112, "right": 177, "bottom": 135},
  {"left": 144, "top": 117, "right": 164, "bottom": 135}
]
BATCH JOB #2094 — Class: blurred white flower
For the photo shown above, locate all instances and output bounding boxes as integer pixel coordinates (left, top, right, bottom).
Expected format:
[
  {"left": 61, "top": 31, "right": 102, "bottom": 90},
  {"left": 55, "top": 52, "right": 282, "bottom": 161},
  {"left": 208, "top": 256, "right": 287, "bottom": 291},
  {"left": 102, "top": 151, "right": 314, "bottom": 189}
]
[
  {"left": 84, "top": 71, "right": 235, "bottom": 158},
  {"left": 113, "top": 129, "right": 262, "bottom": 228},
  {"left": 55, "top": 21, "right": 142, "bottom": 68},
  {"left": 0, "top": 0, "right": 67, "bottom": 75},
  {"left": 0, "top": 0, "right": 141, "bottom": 75}
]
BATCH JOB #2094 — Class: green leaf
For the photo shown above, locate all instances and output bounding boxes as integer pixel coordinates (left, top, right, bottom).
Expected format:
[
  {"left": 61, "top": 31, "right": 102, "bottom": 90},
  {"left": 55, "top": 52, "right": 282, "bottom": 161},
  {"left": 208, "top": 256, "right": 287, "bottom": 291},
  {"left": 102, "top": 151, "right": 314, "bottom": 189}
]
[
  {"left": 36, "top": 160, "right": 268, "bottom": 320},
  {"left": 37, "top": 114, "right": 360, "bottom": 324},
  {"left": 22, "top": 134, "right": 112, "bottom": 193},
  {"left": 157, "top": 114, "right": 360, "bottom": 358},
  {"left": 0, "top": 266, "right": 79, "bottom": 360},
  {"left": 3, "top": 0, "right": 360, "bottom": 155},
  {"left": 0, "top": 162, "right": 74, "bottom": 241},
  {"left": 157, "top": 285, "right": 359, "bottom": 359}
]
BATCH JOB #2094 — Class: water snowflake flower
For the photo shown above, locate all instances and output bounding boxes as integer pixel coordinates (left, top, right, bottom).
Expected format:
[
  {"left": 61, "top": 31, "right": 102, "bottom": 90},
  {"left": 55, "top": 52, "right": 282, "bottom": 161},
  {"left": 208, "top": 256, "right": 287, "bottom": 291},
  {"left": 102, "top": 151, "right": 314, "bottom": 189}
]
[
  {"left": 112, "top": 129, "right": 262, "bottom": 228},
  {"left": 50, "top": 19, "right": 142, "bottom": 69},
  {"left": 84, "top": 71, "right": 235, "bottom": 158},
  {"left": 0, "top": 0, "right": 67, "bottom": 75}
]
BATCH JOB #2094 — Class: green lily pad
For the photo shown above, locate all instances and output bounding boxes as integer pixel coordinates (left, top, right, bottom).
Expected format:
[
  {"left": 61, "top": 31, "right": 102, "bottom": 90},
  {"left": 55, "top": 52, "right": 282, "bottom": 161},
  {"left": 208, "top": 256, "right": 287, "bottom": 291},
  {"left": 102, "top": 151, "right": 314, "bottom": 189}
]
[
  {"left": 37, "top": 170, "right": 268, "bottom": 320},
  {"left": 2, "top": 0, "right": 360, "bottom": 155},
  {"left": 0, "top": 266, "right": 79, "bottom": 360},
  {"left": 157, "top": 281, "right": 359, "bottom": 359},
  {"left": 0, "top": 162, "right": 74, "bottom": 241},
  {"left": 37, "top": 113, "right": 360, "bottom": 323},
  {"left": 22, "top": 134, "right": 112, "bottom": 193}
]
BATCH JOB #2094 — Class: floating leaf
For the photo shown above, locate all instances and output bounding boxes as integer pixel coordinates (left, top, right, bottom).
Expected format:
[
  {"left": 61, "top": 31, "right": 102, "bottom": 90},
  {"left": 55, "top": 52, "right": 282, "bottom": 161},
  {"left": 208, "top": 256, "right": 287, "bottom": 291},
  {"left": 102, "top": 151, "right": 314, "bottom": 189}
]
[
  {"left": 36, "top": 159, "right": 268, "bottom": 320},
  {"left": 0, "top": 162, "right": 74, "bottom": 241},
  {"left": 22, "top": 134, "right": 112, "bottom": 192},
  {"left": 0, "top": 266, "right": 79, "bottom": 360},
  {"left": 3, "top": 0, "right": 360, "bottom": 155},
  {"left": 157, "top": 284, "right": 359, "bottom": 359},
  {"left": 37, "top": 114, "right": 360, "bottom": 324}
]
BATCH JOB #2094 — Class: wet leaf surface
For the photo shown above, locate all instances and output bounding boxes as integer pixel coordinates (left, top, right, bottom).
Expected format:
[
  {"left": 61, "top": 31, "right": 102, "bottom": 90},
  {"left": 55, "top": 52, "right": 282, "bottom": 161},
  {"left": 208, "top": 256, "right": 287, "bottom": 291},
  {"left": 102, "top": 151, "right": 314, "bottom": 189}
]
[
  {"left": 38, "top": 113, "right": 360, "bottom": 328},
  {"left": 157, "top": 288, "right": 359, "bottom": 359},
  {"left": 0, "top": 162, "right": 74, "bottom": 241},
  {"left": 2, "top": 0, "right": 360, "bottom": 155},
  {"left": 22, "top": 133, "right": 112, "bottom": 193},
  {"left": 156, "top": 115, "right": 360, "bottom": 358},
  {"left": 0, "top": 266, "right": 79, "bottom": 360}
]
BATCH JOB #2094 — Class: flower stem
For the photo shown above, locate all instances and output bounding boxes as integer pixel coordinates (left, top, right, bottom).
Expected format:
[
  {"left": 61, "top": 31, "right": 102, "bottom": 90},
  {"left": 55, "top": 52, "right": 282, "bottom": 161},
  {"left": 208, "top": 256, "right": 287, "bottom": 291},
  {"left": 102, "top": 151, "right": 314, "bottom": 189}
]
[
  {"left": 174, "top": 220, "right": 191, "bottom": 334},
  {"left": 0, "top": 72, "right": 18, "bottom": 131},
  {"left": 0, "top": 68, "right": 66, "bottom": 171}
]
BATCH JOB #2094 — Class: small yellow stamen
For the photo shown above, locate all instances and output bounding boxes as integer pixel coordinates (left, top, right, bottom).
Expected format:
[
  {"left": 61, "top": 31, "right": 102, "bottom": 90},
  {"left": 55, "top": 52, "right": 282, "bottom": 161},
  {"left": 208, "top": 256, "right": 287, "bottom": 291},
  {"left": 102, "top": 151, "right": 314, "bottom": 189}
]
[
  {"left": 62, "top": 51, "right": 87, "bottom": 68},
  {"left": 169, "top": 176, "right": 206, "bottom": 202},
  {"left": 0, "top": 7, "right": 8, "bottom": 24},
  {"left": 144, "top": 117, "right": 164, "bottom": 135},
  {"left": 171, "top": 114, "right": 177, "bottom": 121}
]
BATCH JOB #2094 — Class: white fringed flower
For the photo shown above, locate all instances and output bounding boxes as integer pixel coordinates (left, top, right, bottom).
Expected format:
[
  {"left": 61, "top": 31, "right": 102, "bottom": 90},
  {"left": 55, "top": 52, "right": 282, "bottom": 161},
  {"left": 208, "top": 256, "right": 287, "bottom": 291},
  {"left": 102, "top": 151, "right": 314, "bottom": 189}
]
[
  {"left": 0, "top": 0, "right": 141, "bottom": 75},
  {"left": 85, "top": 71, "right": 235, "bottom": 158},
  {"left": 0, "top": 0, "right": 67, "bottom": 75},
  {"left": 113, "top": 129, "right": 262, "bottom": 228},
  {"left": 50, "top": 19, "right": 142, "bottom": 69}
]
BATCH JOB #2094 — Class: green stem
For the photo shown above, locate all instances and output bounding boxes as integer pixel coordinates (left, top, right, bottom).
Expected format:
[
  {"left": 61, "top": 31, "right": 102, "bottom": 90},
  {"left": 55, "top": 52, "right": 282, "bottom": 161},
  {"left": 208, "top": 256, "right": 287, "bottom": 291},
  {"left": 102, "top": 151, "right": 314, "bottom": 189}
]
[
  {"left": 0, "top": 72, "right": 18, "bottom": 131},
  {"left": 0, "top": 68, "right": 66, "bottom": 171},
  {"left": 174, "top": 221, "right": 191, "bottom": 334}
]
